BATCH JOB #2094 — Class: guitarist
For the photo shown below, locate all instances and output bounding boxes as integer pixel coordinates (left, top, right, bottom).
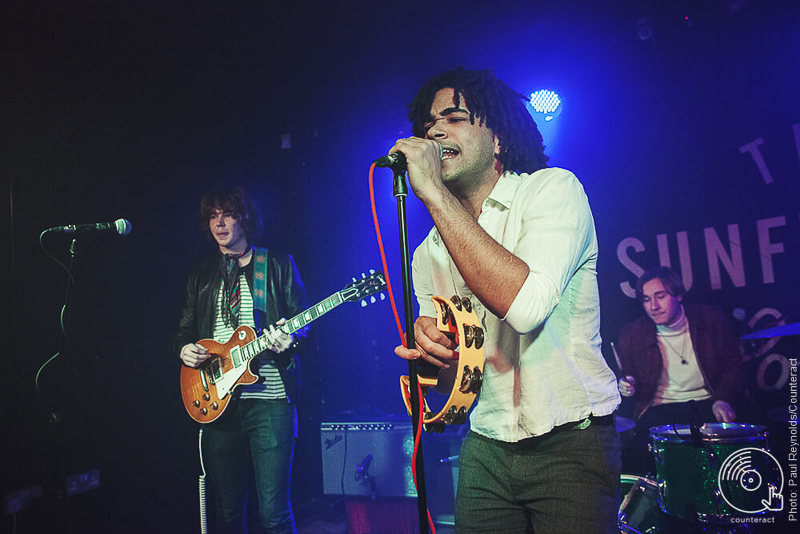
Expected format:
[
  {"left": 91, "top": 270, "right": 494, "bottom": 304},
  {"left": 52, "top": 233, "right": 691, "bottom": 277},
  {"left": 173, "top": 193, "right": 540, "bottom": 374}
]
[
  {"left": 391, "top": 68, "right": 622, "bottom": 534},
  {"left": 175, "top": 186, "right": 309, "bottom": 534}
]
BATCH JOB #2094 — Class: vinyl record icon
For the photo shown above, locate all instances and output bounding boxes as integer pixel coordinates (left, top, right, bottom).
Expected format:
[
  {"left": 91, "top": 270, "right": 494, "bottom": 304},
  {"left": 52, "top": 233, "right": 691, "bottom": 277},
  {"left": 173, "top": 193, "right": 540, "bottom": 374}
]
[{"left": 718, "top": 447, "right": 784, "bottom": 514}]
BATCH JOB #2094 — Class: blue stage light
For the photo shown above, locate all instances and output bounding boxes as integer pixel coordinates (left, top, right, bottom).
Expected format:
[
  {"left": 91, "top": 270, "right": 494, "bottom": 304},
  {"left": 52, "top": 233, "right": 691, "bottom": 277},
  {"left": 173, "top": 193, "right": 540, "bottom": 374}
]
[{"left": 529, "top": 89, "right": 562, "bottom": 122}]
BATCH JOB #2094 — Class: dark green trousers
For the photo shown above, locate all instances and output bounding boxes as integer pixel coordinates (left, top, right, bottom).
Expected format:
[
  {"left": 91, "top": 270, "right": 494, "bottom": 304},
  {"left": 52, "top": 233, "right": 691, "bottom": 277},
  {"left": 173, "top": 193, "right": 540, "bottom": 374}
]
[{"left": 455, "top": 419, "right": 621, "bottom": 533}]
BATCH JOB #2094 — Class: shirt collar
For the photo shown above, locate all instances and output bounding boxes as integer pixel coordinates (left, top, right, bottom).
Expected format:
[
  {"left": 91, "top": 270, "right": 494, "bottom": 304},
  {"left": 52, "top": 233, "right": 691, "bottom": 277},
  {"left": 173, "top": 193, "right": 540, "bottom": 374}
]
[{"left": 483, "top": 171, "right": 521, "bottom": 211}]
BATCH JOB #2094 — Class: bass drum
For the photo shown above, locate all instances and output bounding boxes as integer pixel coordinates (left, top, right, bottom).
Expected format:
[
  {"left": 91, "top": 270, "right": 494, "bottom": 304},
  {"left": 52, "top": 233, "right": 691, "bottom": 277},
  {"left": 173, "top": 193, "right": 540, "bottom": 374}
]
[{"left": 618, "top": 474, "right": 661, "bottom": 534}]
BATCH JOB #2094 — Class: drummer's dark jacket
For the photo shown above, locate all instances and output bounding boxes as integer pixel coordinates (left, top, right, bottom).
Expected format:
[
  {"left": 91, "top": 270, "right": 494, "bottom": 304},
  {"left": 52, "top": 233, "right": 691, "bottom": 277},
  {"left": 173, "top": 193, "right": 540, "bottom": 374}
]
[
  {"left": 174, "top": 248, "right": 310, "bottom": 404},
  {"left": 616, "top": 304, "right": 745, "bottom": 421}
]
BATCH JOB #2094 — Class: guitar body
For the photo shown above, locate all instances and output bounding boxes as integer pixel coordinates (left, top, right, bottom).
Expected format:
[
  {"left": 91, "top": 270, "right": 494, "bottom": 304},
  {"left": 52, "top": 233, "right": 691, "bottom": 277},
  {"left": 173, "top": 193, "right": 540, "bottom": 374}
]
[{"left": 180, "top": 325, "right": 260, "bottom": 424}]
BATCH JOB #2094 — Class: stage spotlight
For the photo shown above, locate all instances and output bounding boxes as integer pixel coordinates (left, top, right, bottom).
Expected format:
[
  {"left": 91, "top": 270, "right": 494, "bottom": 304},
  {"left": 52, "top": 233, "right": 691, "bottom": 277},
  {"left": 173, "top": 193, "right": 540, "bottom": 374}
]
[{"left": 529, "top": 89, "right": 562, "bottom": 122}]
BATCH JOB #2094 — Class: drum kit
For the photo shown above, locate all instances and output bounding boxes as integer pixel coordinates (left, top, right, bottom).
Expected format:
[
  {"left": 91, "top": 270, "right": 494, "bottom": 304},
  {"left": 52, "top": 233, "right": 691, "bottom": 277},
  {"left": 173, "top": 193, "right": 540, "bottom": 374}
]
[{"left": 618, "top": 319, "right": 798, "bottom": 533}]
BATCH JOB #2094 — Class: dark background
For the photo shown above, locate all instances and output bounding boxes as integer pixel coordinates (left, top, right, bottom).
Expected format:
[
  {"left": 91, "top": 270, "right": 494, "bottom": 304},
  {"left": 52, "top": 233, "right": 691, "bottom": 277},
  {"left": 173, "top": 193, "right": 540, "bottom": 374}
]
[{"left": 3, "top": 1, "right": 799, "bottom": 532}]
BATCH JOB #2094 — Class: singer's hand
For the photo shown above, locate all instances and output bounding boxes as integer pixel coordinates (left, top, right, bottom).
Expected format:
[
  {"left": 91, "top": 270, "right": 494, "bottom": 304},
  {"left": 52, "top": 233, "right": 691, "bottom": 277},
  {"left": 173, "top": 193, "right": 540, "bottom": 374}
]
[
  {"left": 618, "top": 375, "right": 636, "bottom": 397},
  {"left": 389, "top": 138, "right": 446, "bottom": 204},
  {"left": 180, "top": 343, "right": 210, "bottom": 368},
  {"left": 394, "top": 316, "right": 458, "bottom": 369},
  {"left": 712, "top": 400, "right": 736, "bottom": 423}
]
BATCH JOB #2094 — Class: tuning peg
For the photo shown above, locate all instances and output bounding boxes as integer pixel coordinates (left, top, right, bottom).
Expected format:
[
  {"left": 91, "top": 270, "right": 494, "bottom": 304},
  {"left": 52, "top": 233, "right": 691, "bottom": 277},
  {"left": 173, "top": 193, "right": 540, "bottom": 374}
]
[
  {"left": 361, "top": 272, "right": 366, "bottom": 279},
  {"left": 380, "top": 293, "right": 386, "bottom": 300},
  {"left": 361, "top": 300, "right": 367, "bottom": 307},
  {"left": 370, "top": 296, "right": 376, "bottom": 304},
  {"left": 369, "top": 269, "right": 375, "bottom": 274},
  {"left": 352, "top": 277, "right": 357, "bottom": 282}
]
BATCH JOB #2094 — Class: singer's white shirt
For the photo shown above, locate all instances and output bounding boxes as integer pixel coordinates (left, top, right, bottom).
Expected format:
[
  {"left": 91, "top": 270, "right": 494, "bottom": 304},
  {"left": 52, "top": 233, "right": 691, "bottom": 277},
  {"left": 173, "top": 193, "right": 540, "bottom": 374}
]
[{"left": 412, "top": 168, "right": 620, "bottom": 442}]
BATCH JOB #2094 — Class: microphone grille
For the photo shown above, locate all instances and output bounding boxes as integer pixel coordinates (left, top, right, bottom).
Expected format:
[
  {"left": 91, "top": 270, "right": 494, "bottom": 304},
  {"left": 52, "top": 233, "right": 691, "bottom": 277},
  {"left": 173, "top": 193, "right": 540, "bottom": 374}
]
[{"left": 114, "top": 218, "right": 132, "bottom": 235}]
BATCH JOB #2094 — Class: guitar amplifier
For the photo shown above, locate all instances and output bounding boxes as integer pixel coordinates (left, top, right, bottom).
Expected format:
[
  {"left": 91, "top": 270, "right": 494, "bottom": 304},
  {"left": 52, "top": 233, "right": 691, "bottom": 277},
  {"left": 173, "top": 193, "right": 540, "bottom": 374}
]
[{"left": 320, "top": 421, "right": 416, "bottom": 497}]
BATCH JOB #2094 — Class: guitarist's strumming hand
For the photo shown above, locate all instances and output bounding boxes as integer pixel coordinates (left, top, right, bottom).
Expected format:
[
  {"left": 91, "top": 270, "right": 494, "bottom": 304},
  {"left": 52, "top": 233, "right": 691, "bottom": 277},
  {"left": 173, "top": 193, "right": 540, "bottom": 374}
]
[
  {"left": 265, "top": 318, "right": 295, "bottom": 354},
  {"left": 394, "top": 316, "right": 458, "bottom": 369},
  {"left": 180, "top": 343, "right": 211, "bottom": 368}
]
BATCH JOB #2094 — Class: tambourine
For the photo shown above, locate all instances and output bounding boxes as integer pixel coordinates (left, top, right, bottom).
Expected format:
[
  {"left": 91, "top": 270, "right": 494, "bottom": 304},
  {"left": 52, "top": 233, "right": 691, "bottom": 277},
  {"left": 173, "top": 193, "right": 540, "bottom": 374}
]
[{"left": 400, "top": 295, "right": 485, "bottom": 433}]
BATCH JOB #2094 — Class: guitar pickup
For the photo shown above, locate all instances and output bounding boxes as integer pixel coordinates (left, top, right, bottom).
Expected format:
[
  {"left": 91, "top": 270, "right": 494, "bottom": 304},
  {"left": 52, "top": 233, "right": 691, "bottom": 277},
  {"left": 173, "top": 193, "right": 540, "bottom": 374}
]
[
  {"left": 207, "top": 359, "right": 222, "bottom": 383},
  {"left": 230, "top": 345, "right": 242, "bottom": 367}
]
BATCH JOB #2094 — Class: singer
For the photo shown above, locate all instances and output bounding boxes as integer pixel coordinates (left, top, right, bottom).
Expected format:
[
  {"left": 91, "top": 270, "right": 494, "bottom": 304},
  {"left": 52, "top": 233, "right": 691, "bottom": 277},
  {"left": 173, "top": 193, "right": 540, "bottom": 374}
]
[
  {"left": 174, "top": 187, "right": 310, "bottom": 534},
  {"left": 392, "top": 67, "right": 621, "bottom": 533},
  {"left": 615, "top": 265, "right": 745, "bottom": 474}
]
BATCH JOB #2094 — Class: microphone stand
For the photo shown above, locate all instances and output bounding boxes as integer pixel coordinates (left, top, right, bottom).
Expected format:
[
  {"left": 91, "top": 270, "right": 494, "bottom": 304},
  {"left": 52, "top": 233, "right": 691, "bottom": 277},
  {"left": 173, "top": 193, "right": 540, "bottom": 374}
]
[
  {"left": 391, "top": 166, "right": 433, "bottom": 533},
  {"left": 47, "top": 237, "right": 80, "bottom": 534}
]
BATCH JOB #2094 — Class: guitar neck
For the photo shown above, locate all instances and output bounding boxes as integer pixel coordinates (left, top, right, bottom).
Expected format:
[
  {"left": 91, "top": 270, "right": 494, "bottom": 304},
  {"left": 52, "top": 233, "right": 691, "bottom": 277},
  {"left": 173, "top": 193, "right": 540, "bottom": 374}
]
[
  {"left": 241, "top": 290, "right": 347, "bottom": 360},
  {"left": 281, "top": 290, "right": 346, "bottom": 334}
]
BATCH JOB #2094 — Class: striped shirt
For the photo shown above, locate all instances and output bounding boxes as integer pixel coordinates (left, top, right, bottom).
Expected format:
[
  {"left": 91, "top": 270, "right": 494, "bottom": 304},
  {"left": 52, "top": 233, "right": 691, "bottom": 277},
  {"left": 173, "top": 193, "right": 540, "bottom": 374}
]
[{"left": 213, "top": 273, "right": 286, "bottom": 399}]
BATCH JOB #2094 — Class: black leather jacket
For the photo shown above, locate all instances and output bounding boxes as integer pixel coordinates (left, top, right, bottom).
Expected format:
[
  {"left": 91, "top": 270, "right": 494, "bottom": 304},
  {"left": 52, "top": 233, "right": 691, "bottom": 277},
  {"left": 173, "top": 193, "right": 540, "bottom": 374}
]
[{"left": 174, "top": 248, "right": 310, "bottom": 402}]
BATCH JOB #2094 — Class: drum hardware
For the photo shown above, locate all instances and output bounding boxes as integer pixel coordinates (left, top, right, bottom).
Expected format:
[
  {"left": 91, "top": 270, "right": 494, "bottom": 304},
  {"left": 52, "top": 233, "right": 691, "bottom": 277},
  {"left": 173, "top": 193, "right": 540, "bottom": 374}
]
[
  {"left": 648, "top": 442, "right": 662, "bottom": 463},
  {"left": 706, "top": 446, "right": 719, "bottom": 470}
]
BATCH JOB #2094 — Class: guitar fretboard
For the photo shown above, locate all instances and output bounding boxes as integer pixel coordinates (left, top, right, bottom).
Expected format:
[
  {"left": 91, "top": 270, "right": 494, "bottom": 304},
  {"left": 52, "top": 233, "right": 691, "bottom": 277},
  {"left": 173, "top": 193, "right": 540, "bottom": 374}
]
[
  {"left": 282, "top": 292, "right": 345, "bottom": 334},
  {"left": 233, "top": 290, "right": 347, "bottom": 365}
]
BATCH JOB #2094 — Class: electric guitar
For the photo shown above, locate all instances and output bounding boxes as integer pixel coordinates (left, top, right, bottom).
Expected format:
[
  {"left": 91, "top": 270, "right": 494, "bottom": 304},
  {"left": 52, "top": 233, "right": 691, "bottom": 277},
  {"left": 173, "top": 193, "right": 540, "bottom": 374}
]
[
  {"left": 400, "top": 295, "right": 485, "bottom": 432},
  {"left": 181, "top": 270, "right": 386, "bottom": 423}
]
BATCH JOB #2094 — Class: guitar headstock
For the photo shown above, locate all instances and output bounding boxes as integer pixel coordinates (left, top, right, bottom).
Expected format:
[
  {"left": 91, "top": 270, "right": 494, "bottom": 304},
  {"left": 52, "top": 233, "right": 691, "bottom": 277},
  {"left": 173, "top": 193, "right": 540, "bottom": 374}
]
[{"left": 341, "top": 269, "right": 387, "bottom": 305}]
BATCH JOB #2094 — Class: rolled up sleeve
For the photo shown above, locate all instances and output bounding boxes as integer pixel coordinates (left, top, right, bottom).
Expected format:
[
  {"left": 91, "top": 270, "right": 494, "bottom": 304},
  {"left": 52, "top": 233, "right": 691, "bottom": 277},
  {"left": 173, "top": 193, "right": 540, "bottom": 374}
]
[{"left": 503, "top": 169, "right": 597, "bottom": 334}]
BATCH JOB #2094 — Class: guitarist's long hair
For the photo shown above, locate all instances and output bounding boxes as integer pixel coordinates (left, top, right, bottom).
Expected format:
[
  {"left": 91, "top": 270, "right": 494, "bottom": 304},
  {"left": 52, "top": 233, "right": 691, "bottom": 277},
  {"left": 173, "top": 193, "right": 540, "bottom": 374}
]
[
  {"left": 199, "top": 187, "right": 262, "bottom": 245},
  {"left": 408, "top": 66, "right": 549, "bottom": 176}
]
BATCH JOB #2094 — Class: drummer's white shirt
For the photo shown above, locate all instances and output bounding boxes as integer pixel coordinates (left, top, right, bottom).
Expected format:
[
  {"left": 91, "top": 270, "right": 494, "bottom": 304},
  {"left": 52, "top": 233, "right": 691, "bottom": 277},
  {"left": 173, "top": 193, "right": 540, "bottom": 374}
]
[
  {"left": 652, "top": 309, "right": 712, "bottom": 405},
  {"left": 412, "top": 169, "right": 620, "bottom": 443}
]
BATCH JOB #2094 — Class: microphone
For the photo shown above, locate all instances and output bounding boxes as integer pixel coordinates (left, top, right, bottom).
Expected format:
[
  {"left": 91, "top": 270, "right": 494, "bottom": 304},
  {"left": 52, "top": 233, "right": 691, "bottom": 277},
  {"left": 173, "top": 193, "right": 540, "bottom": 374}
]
[
  {"left": 374, "top": 152, "right": 406, "bottom": 171},
  {"left": 49, "top": 219, "right": 132, "bottom": 235},
  {"left": 354, "top": 454, "right": 373, "bottom": 481},
  {"left": 374, "top": 143, "right": 445, "bottom": 170}
]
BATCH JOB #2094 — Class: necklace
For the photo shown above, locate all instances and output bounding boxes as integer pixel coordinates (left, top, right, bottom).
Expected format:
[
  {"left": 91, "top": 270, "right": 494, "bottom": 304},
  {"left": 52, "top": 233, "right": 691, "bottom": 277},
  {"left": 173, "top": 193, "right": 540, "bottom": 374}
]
[{"left": 659, "top": 331, "right": 690, "bottom": 365}]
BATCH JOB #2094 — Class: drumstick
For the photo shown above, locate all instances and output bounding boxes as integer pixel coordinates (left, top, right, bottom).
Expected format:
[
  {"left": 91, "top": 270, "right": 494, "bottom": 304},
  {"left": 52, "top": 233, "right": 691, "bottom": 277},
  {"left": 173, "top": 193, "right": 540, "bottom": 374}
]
[{"left": 610, "top": 341, "right": 623, "bottom": 373}]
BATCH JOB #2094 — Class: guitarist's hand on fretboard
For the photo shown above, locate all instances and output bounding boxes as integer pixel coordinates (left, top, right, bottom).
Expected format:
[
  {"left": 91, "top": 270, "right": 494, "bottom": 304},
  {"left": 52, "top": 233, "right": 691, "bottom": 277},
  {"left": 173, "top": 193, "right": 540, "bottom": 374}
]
[
  {"left": 180, "top": 342, "right": 211, "bottom": 368},
  {"left": 265, "top": 318, "right": 295, "bottom": 354}
]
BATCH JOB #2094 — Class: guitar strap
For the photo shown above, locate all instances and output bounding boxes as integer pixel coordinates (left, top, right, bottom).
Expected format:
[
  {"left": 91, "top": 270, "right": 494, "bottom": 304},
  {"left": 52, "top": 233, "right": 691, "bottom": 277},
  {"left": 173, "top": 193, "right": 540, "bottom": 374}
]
[{"left": 252, "top": 247, "right": 270, "bottom": 325}]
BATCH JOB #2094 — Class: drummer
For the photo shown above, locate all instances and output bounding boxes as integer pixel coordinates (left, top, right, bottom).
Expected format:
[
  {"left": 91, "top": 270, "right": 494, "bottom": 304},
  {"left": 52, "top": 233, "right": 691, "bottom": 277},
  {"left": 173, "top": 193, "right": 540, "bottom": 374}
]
[{"left": 615, "top": 266, "right": 746, "bottom": 474}]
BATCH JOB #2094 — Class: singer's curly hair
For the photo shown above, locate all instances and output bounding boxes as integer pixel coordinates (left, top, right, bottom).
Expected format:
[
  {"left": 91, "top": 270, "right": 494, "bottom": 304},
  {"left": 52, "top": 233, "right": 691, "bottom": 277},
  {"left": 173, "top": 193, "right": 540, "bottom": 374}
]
[
  {"left": 408, "top": 66, "right": 549, "bottom": 175},
  {"left": 199, "top": 187, "right": 262, "bottom": 245}
]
